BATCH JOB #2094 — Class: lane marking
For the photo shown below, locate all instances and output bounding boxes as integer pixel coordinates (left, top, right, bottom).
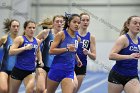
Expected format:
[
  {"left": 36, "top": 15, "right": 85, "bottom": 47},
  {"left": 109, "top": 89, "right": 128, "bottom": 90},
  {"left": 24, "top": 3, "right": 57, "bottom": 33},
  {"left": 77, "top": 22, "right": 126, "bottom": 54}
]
[
  {"left": 56, "top": 75, "right": 102, "bottom": 93},
  {"left": 80, "top": 78, "right": 107, "bottom": 93}
]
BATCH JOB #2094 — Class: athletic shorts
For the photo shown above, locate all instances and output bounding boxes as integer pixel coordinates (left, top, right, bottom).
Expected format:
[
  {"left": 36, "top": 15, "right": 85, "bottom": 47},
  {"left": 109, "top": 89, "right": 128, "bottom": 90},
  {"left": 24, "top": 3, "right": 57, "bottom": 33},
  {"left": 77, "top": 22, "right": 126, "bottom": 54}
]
[
  {"left": 108, "top": 70, "right": 139, "bottom": 86},
  {"left": 11, "top": 67, "right": 35, "bottom": 80},
  {"left": 0, "top": 70, "right": 12, "bottom": 75},
  {"left": 48, "top": 69, "right": 74, "bottom": 82},
  {"left": 36, "top": 66, "right": 50, "bottom": 73},
  {"left": 75, "top": 65, "right": 86, "bottom": 75},
  {"left": 0, "top": 65, "right": 12, "bottom": 75}
]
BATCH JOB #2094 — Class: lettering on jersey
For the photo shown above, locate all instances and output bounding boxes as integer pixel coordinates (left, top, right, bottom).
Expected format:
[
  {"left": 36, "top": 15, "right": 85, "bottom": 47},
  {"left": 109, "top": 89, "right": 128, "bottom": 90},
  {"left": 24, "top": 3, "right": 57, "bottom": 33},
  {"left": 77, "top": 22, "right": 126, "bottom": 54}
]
[
  {"left": 129, "top": 46, "right": 139, "bottom": 52},
  {"left": 24, "top": 43, "right": 38, "bottom": 55},
  {"left": 24, "top": 43, "right": 38, "bottom": 49},
  {"left": 138, "top": 45, "right": 140, "bottom": 52},
  {"left": 67, "top": 40, "right": 78, "bottom": 49},
  {"left": 82, "top": 39, "right": 89, "bottom": 48},
  {"left": 7, "top": 44, "right": 12, "bottom": 50},
  {"left": 75, "top": 40, "right": 78, "bottom": 48},
  {"left": 49, "top": 40, "right": 53, "bottom": 47}
]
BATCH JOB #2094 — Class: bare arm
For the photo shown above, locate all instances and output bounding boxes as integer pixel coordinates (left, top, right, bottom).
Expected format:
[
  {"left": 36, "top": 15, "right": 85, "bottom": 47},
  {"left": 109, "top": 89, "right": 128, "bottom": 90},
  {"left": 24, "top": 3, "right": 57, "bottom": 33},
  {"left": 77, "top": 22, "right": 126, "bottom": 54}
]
[
  {"left": 36, "top": 29, "right": 50, "bottom": 41},
  {"left": 36, "top": 39, "right": 42, "bottom": 61},
  {"left": 49, "top": 31, "right": 68, "bottom": 55},
  {"left": 9, "top": 36, "right": 32, "bottom": 55},
  {"left": 109, "top": 35, "right": 140, "bottom": 60},
  {"left": 88, "top": 35, "right": 96, "bottom": 60},
  {"left": 83, "top": 35, "right": 96, "bottom": 60},
  {"left": 36, "top": 39, "right": 44, "bottom": 67},
  {"left": 0, "top": 35, "right": 7, "bottom": 47},
  {"left": 76, "top": 54, "right": 83, "bottom": 67}
]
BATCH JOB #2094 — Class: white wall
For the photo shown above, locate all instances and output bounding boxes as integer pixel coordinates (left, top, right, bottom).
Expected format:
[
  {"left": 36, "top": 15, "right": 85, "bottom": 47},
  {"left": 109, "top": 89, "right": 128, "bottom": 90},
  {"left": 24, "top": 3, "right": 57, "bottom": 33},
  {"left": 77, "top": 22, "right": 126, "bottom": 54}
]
[
  {"left": 0, "top": 0, "right": 140, "bottom": 39},
  {"left": 0, "top": 0, "right": 140, "bottom": 72},
  {"left": 0, "top": 0, "right": 31, "bottom": 35},
  {"left": 30, "top": 0, "right": 140, "bottom": 41},
  {"left": 87, "top": 41, "right": 140, "bottom": 72}
]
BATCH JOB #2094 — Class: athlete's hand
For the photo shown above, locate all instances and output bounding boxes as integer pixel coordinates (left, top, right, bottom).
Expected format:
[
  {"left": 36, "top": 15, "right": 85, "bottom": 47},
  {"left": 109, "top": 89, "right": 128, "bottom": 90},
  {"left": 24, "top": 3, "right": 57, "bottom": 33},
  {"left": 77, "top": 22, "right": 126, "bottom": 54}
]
[
  {"left": 83, "top": 48, "right": 89, "bottom": 55},
  {"left": 37, "top": 60, "right": 44, "bottom": 67},
  {"left": 24, "top": 44, "right": 33, "bottom": 50},
  {"left": 77, "top": 59, "right": 83, "bottom": 67},
  {"left": 67, "top": 44, "right": 76, "bottom": 52},
  {"left": 39, "top": 61, "right": 44, "bottom": 68},
  {"left": 129, "top": 53, "right": 140, "bottom": 59}
]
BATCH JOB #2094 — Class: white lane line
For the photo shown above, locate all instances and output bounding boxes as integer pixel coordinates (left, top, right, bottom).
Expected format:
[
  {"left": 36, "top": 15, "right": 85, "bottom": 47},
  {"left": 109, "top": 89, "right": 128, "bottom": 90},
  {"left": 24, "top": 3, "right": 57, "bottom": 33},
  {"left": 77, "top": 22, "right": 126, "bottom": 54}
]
[
  {"left": 56, "top": 75, "right": 102, "bottom": 93},
  {"left": 19, "top": 91, "right": 24, "bottom": 93},
  {"left": 83, "top": 75, "right": 101, "bottom": 84},
  {"left": 80, "top": 78, "right": 107, "bottom": 93}
]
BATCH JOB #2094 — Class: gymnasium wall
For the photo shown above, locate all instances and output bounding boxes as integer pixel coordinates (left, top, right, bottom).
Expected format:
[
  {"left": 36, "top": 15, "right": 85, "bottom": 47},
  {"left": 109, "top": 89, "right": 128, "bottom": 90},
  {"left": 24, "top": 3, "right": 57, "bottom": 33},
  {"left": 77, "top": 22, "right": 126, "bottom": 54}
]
[{"left": 0, "top": 0, "right": 140, "bottom": 72}]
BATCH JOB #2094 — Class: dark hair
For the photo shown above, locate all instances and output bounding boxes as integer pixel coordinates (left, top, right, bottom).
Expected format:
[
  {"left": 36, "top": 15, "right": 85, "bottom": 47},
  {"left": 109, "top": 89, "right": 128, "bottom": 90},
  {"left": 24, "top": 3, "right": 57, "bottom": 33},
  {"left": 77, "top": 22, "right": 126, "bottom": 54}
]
[
  {"left": 63, "top": 13, "right": 80, "bottom": 30},
  {"left": 120, "top": 15, "right": 139, "bottom": 35},
  {"left": 42, "top": 26, "right": 48, "bottom": 30},
  {"left": 3, "top": 18, "right": 20, "bottom": 33},
  {"left": 23, "top": 20, "right": 36, "bottom": 35}
]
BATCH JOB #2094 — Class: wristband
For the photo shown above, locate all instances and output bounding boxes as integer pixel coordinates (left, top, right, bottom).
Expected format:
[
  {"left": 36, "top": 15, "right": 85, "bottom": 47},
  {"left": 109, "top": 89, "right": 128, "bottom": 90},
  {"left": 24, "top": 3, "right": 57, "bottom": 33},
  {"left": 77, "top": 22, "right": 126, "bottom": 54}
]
[
  {"left": 36, "top": 60, "right": 42, "bottom": 68},
  {"left": 66, "top": 47, "right": 69, "bottom": 52}
]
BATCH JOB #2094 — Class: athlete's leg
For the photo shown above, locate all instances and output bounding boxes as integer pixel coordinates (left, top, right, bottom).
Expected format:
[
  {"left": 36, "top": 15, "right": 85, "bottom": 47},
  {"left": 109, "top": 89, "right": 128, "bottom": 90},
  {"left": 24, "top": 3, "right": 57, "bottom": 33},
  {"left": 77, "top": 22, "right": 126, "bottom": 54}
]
[
  {"left": 76, "top": 75, "right": 85, "bottom": 92},
  {"left": 9, "top": 77, "right": 22, "bottom": 93},
  {"left": 23, "top": 73, "right": 35, "bottom": 93},
  {"left": 74, "top": 65, "right": 86, "bottom": 93},
  {"left": 108, "top": 70, "right": 123, "bottom": 93},
  {"left": 73, "top": 72, "right": 78, "bottom": 93},
  {"left": 43, "top": 72, "right": 48, "bottom": 93},
  {"left": 124, "top": 78, "right": 140, "bottom": 93},
  {"left": 61, "top": 78, "right": 74, "bottom": 93},
  {"left": 0, "top": 72, "right": 9, "bottom": 93},
  {"left": 36, "top": 68, "right": 47, "bottom": 93},
  {"left": 47, "top": 78, "right": 59, "bottom": 93},
  {"left": 108, "top": 82, "right": 123, "bottom": 93}
]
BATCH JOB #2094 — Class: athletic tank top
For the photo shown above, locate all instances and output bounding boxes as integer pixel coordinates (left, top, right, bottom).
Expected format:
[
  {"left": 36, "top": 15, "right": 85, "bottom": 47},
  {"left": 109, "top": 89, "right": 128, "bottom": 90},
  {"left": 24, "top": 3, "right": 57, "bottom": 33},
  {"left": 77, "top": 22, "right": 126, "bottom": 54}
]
[
  {"left": 1, "top": 34, "right": 16, "bottom": 71},
  {"left": 41, "top": 30, "right": 54, "bottom": 67},
  {"left": 15, "top": 36, "right": 38, "bottom": 71},
  {"left": 0, "top": 48, "right": 4, "bottom": 68},
  {"left": 112, "top": 34, "right": 140, "bottom": 76},
  {"left": 76, "top": 32, "right": 90, "bottom": 66},
  {"left": 51, "top": 29, "right": 78, "bottom": 71}
]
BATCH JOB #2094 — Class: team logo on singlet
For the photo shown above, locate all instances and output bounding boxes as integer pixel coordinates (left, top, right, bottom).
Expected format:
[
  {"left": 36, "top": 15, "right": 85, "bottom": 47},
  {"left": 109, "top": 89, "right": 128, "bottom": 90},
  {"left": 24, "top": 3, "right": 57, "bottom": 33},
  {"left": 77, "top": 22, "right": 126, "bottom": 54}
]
[
  {"left": 67, "top": 40, "right": 79, "bottom": 49},
  {"left": 24, "top": 43, "right": 38, "bottom": 55},
  {"left": 82, "top": 39, "right": 89, "bottom": 48},
  {"left": 49, "top": 40, "right": 53, "bottom": 47},
  {"left": 129, "top": 46, "right": 139, "bottom": 52},
  {"left": 138, "top": 45, "right": 140, "bottom": 52},
  {"left": 75, "top": 40, "right": 78, "bottom": 48}
]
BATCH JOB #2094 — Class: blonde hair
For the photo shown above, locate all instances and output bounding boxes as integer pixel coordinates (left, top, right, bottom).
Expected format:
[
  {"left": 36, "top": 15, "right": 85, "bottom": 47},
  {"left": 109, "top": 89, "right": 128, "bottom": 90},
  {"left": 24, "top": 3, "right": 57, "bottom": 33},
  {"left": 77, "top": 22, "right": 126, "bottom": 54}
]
[
  {"left": 120, "top": 16, "right": 139, "bottom": 35},
  {"left": 80, "top": 12, "right": 90, "bottom": 19}
]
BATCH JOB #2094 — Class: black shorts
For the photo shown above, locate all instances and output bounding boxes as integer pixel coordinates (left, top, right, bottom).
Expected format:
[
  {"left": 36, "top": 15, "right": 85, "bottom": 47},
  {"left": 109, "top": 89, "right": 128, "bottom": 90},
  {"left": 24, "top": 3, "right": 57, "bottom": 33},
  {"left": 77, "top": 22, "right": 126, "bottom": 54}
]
[
  {"left": 0, "top": 70, "right": 12, "bottom": 75},
  {"left": 11, "top": 67, "right": 35, "bottom": 80},
  {"left": 0, "top": 65, "right": 12, "bottom": 75},
  {"left": 42, "top": 66, "right": 50, "bottom": 73},
  {"left": 36, "top": 66, "right": 50, "bottom": 73},
  {"left": 108, "top": 70, "right": 139, "bottom": 86},
  {"left": 75, "top": 65, "right": 86, "bottom": 75}
]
